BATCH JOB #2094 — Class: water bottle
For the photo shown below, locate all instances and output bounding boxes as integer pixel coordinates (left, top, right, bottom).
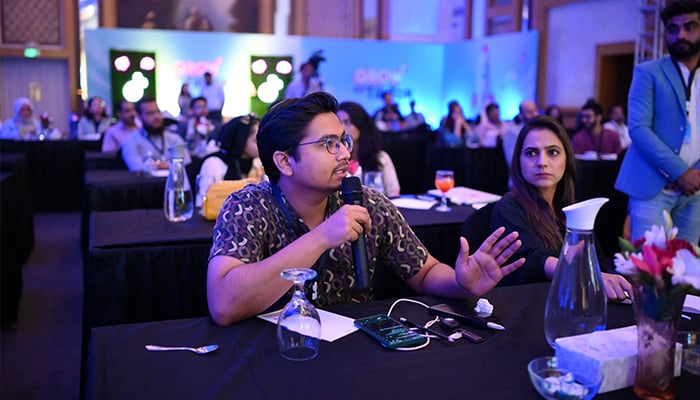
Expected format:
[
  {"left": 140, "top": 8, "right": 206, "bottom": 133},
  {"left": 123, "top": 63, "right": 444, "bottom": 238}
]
[
  {"left": 163, "top": 144, "right": 193, "bottom": 222},
  {"left": 69, "top": 112, "right": 79, "bottom": 139},
  {"left": 544, "top": 198, "right": 609, "bottom": 348},
  {"left": 143, "top": 151, "right": 158, "bottom": 173}
]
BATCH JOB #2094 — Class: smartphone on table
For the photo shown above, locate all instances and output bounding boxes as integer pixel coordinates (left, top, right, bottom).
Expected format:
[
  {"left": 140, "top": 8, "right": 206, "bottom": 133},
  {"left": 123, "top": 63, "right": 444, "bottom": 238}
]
[{"left": 354, "top": 314, "right": 427, "bottom": 349}]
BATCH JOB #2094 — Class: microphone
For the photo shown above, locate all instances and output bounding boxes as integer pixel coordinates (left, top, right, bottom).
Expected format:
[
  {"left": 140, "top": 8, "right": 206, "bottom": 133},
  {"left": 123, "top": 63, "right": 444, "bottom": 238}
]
[{"left": 341, "top": 176, "right": 370, "bottom": 290}]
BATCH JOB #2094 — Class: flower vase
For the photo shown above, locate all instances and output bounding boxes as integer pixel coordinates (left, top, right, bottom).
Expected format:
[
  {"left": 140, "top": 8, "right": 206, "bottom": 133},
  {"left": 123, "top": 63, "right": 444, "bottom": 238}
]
[{"left": 632, "top": 282, "right": 686, "bottom": 400}]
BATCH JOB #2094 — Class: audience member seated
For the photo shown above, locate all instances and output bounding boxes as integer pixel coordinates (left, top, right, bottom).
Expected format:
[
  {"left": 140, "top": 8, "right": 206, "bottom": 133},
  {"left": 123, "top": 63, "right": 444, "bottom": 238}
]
[
  {"left": 205, "top": 92, "right": 524, "bottom": 325},
  {"left": 196, "top": 114, "right": 263, "bottom": 207},
  {"left": 1, "top": 97, "right": 41, "bottom": 140},
  {"left": 503, "top": 100, "right": 539, "bottom": 168},
  {"left": 373, "top": 91, "right": 404, "bottom": 131},
  {"left": 404, "top": 100, "right": 426, "bottom": 129},
  {"left": 338, "top": 101, "right": 401, "bottom": 197},
  {"left": 101, "top": 100, "right": 141, "bottom": 152},
  {"left": 181, "top": 96, "right": 219, "bottom": 158},
  {"left": 571, "top": 100, "right": 622, "bottom": 155},
  {"left": 489, "top": 116, "right": 631, "bottom": 300},
  {"left": 603, "top": 104, "right": 631, "bottom": 149},
  {"left": 438, "top": 100, "right": 473, "bottom": 147},
  {"left": 121, "top": 96, "right": 191, "bottom": 171},
  {"left": 178, "top": 83, "right": 193, "bottom": 121},
  {"left": 475, "top": 103, "right": 507, "bottom": 147},
  {"left": 77, "top": 96, "right": 112, "bottom": 140},
  {"left": 544, "top": 104, "right": 565, "bottom": 131}
]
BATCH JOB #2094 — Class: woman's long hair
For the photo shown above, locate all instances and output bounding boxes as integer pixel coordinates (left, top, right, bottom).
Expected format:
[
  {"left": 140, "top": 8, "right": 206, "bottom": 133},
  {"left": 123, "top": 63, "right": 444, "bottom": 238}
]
[
  {"left": 338, "top": 101, "right": 382, "bottom": 172},
  {"left": 84, "top": 96, "right": 108, "bottom": 121},
  {"left": 510, "top": 116, "right": 577, "bottom": 251},
  {"left": 441, "top": 101, "right": 462, "bottom": 133}
]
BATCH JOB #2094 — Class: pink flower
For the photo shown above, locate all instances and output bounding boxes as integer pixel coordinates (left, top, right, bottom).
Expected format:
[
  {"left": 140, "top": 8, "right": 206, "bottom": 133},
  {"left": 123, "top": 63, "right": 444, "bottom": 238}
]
[
  {"left": 630, "top": 245, "right": 668, "bottom": 278},
  {"left": 616, "top": 215, "right": 700, "bottom": 296}
]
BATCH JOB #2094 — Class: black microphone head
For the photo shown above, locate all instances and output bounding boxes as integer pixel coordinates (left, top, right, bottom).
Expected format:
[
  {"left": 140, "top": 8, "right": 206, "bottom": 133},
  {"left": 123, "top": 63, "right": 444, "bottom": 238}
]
[{"left": 341, "top": 176, "right": 363, "bottom": 204}]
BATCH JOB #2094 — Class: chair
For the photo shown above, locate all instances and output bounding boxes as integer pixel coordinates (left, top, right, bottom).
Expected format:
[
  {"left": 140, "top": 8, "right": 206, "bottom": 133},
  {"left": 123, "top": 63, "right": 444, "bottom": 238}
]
[
  {"left": 201, "top": 178, "right": 256, "bottom": 220},
  {"left": 459, "top": 202, "right": 496, "bottom": 255}
]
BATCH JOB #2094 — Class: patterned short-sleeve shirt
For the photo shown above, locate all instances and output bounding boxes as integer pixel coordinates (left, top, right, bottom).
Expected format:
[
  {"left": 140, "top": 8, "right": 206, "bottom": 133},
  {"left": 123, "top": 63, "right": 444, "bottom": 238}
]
[{"left": 210, "top": 181, "right": 428, "bottom": 308}]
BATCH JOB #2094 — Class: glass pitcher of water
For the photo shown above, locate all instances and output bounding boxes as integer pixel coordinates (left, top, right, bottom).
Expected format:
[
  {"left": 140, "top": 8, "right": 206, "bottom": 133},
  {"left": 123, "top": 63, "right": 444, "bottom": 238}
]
[{"left": 163, "top": 144, "right": 193, "bottom": 222}]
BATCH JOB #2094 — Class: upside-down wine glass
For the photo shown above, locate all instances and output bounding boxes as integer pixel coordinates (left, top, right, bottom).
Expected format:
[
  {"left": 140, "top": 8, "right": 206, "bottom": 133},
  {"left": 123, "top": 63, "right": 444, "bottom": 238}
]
[
  {"left": 277, "top": 268, "right": 321, "bottom": 361},
  {"left": 434, "top": 170, "right": 454, "bottom": 212}
]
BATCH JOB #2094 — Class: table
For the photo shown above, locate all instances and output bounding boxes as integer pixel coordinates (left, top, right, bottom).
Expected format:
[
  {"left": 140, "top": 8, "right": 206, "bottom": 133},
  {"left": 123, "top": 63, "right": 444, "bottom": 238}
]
[
  {"left": 1, "top": 173, "right": 23, "bottom": 324},
  {"left": 84, "top": 150, "right": 126, "bottom": 170},
  {"left": 381, "top": 127, "right": 434, "bottom": 195},
  {"left": 85, "top": 282, "right": 700, "bottom": 399},
  {"left": 425, "top": 144, "right": 510, "bottom": 196},
  {"left": 575, "top": 158, "right": 627, "bottom": 259},
  {"left": 81, "top": 170, "right": 166, "bottom": 252},
  {"left": 0, "top": 139, "right": 101, "bottom": 211},
  {"left": 0, "top": 153, "right": 34, "bottom": 265},
  {"left": 84, "top": 204, "right": 473, "bottom": 332}
]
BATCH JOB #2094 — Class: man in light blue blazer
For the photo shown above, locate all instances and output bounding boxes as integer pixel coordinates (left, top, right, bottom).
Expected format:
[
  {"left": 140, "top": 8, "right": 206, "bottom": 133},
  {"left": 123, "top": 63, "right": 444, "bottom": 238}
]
[{"left": 615, "top": 0, "right": 700, "bottom": 244}]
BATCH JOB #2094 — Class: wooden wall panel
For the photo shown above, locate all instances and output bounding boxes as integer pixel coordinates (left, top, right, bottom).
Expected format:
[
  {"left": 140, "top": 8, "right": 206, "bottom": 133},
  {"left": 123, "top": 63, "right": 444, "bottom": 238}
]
[
  {"left": 485, "top": 0, "right": 523, "bottom": 35},
  {"left": 0, "top": 0, "right": 80, "bottom": 115},
  {"left": 1, "top": 57, "right": 70, "bottom": 133},
  {"left": 1, "top": 0, "right": 62, "bottom": 45}
]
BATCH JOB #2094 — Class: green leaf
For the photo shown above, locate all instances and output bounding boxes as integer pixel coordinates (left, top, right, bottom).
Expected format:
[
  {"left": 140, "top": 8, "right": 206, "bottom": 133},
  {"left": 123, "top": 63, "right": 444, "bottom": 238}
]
[{"left": 619, "top": 237, "right": 635, "bottom": 253}]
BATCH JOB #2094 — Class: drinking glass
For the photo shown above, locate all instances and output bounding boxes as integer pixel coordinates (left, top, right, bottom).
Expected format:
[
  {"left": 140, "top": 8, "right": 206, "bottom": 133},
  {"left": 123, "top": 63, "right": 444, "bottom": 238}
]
[
  {"left": 363, "top": 171, "right": 385, "bottom": 194},
  {"left": 434, "top": 170, "right": 454, "bottom": 212},
  {"left": 277, "top": 268, "right": 321, "bottom": 361}
]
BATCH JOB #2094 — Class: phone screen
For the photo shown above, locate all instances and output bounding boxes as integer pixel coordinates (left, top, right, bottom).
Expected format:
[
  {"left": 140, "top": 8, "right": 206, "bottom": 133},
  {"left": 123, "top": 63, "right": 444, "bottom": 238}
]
[{"left": 354, "top": 314, "right": 427, "bottom": 349}]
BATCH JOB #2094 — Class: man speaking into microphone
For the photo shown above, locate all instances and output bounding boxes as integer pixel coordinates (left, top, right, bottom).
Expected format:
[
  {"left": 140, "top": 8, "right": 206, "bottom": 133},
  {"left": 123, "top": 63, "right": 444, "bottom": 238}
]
[{"left": 206, "top": 92, "right": 525, "bottom": 326}]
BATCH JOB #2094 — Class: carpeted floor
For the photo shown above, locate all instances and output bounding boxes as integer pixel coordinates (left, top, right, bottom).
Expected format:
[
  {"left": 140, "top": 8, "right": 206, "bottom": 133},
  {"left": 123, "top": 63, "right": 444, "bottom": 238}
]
[{"left": 1, "top": 212, "right": 82, "bottom": 400}]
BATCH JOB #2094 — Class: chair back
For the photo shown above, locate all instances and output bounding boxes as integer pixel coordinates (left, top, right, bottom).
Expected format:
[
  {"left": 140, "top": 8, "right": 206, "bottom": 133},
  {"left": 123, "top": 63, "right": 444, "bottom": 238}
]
[
  {"left": 202, "top": 178, "right": 256, "bottom": 220},
  {"left": 459, "top": 202, "right": 496, "bottom": 255}
]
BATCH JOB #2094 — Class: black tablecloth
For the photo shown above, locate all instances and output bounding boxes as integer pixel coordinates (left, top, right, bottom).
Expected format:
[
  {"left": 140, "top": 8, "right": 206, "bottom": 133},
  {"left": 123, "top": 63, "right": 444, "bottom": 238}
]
[
  {"left": 0, "top": 139, "right": 101, "bottom": 211},
  {"left": 81, "top": 170, "right": 167, "bottom": 253},
  {"left": 85, "top": 282, "right": 700, "bottom": 400},
  {"left": 1, "top": 173, "right": 23, "bottom": 324},
  {"left": 382, "top": 127, "right": 434, "bottom": 194},
  {"left": 0, "top": 153, "right": 35, "bottom": 265},
  {"left": 425, "top": 144, "right": 509, "bottom": 195},
  {"left": 575, "top": 158, "right": 628, "bottom": 259},
  {"left": 84, "top": 204, "right": 473, "bottom": 332},
  {"left": 84, "top": 151, "right": 126, "bottom": 170}
]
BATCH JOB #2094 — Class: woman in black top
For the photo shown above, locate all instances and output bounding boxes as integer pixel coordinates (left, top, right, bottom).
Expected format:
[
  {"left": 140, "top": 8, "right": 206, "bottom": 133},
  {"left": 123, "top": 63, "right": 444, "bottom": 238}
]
[{"left": 490, "top": 116, "right": 630, "bottom": 300}]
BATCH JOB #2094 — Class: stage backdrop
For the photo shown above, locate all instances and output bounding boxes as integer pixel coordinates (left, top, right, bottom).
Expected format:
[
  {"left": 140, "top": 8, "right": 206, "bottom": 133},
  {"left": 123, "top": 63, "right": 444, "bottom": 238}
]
[{"left": 85, "top": 29, "right": 538, "bottom": 128}]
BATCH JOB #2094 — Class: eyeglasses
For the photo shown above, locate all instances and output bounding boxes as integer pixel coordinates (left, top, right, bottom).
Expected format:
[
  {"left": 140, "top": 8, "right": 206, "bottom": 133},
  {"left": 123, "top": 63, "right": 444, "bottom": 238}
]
[{"left": 292, "top": 133, "right": 353, "bottom": 155}]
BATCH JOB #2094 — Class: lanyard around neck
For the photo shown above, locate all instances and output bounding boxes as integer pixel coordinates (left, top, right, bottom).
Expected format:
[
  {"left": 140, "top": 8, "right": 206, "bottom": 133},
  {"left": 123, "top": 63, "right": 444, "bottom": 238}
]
[
  {"left": 143, "top": 129, "right": 166, "bottom": 155},
  {"left": 673, "top": 60, "right": 697, "bottom": 104}
]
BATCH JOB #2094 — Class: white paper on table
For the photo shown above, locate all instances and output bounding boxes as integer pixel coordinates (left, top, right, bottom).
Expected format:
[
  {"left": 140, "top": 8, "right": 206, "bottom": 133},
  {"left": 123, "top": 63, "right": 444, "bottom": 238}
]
[
  {"left": 427, "top": 186, "right": 501, "bottom": 205},
  {"left": 684, "top": 294, "right": 700, "bottom": 314},
  {"left": 257, "top": 308, "right": 358, "bottom": 342},
  {"left": 390, "top": 197, "right": 436, "bottom": 210},
  {"left": 149, "top": 169, "right": 169, "bottom": 178}
]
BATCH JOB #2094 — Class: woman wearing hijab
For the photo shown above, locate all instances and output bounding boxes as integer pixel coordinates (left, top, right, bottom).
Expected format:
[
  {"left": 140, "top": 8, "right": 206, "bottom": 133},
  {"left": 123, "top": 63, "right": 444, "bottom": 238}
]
[
  {"left": 1, "top": 97, "right": 41, "bottom": 139},
  {"left": 196, "top": 114, "right": 263, "bottom": 206}
]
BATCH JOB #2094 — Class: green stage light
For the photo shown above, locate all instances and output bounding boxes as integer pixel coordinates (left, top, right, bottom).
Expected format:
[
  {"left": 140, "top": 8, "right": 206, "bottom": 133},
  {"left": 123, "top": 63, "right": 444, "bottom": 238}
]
[
  {"left": 110, "top": 49, "right": 157, "bottom": 115},
  {"left": 250, "top": 55, "right": 293, "bottom": 118}
]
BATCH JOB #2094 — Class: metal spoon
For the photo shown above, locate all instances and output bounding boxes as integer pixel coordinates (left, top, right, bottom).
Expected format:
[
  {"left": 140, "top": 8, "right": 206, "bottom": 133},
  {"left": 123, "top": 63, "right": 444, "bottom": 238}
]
[{"left": 144, "top": 344, "right": 219, "bottom": 354}]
